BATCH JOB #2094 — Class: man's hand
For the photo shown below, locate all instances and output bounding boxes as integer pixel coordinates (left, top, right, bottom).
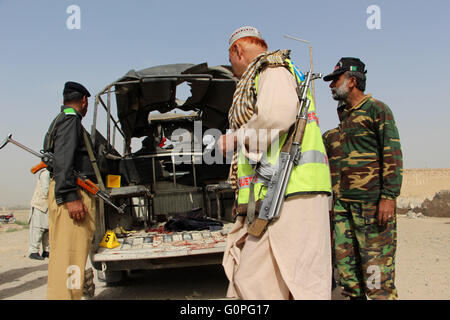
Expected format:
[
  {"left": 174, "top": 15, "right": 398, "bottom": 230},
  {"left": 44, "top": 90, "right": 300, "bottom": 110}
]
[
  {"left": 66, "top": 199, "right": 88, "bottom": 221},
  {"left": 217, "top": 132, "right": 237, "bottom": 157},
  {"left": 377, "top": 198, "right": 396, "bottom": 226},
  {"left": 231, "top": 200, "right": 237, "bottom": 219}
]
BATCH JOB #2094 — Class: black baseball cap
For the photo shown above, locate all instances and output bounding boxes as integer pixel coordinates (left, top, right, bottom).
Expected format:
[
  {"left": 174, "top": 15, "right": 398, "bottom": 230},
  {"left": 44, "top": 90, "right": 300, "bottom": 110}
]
[
  {"left": 323, "top": 57, "right": 366, "bottom": 81},
  {"left": 63, "top": 81, "right": 91, "bottom": 97}
]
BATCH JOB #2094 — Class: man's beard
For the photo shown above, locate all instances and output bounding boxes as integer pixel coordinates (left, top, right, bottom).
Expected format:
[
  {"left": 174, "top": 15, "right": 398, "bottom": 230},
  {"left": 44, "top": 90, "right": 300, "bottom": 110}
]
[{"left": 331, "top": 78, "right": 349, "bottom": 101}]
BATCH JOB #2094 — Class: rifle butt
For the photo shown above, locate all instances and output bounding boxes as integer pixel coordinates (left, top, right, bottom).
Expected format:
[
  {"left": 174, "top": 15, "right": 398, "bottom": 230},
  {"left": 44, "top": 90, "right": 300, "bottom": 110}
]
[{"left": 247, "top": 218, "right": 269, "bottom": 238}]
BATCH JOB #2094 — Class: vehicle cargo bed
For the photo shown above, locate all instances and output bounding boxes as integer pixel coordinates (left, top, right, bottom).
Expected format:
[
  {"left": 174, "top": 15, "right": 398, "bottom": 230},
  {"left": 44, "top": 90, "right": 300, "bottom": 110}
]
[{"left": 92, "top": 222, "right": 233, "bottom": 263}]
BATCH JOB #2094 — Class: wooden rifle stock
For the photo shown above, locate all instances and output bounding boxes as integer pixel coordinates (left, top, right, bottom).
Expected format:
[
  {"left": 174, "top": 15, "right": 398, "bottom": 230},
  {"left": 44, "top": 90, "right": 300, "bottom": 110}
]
[
  {"left": 76, "top": 177, "right": 100, "bottom": 196},
  {"left": 293, "top": 118, "right": 308, "bottom": 147}
]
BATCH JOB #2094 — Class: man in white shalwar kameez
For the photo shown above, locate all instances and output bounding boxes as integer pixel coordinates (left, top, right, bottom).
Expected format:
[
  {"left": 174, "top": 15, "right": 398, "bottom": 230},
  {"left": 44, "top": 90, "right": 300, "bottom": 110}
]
[
  {"left": 219, "top": 26, "right": 332, "bottom": 300},
  {"left": 28, "top": 168, "right": 50, "bottom": 260}
]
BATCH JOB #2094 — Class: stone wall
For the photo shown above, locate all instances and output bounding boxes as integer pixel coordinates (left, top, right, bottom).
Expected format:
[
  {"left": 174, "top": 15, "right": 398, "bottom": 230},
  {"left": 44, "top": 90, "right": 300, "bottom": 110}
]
[
  {"left": 397, "top": 169, "right": 450, "bottom": 217},
  {"left": 420, "top": 190, "right": 450, "bottom": 218}
]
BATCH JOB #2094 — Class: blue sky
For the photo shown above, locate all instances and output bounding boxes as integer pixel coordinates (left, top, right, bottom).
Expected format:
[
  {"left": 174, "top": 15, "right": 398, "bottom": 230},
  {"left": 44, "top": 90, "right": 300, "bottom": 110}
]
[{"left": 0, "top": 0, "right": 449, "bottom": 206}]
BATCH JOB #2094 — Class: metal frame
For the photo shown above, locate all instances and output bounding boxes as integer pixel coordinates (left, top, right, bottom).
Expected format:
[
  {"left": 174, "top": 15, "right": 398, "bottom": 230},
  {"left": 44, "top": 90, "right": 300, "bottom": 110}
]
[
  {"left": 90, "top": 73, "right": 218, "bottom": 235},
  {"left": 90, "top": 72, "right": 226, "bottom": 193},
  {"left": 91, "top": 73, "right": 224, "bottom": 153}
]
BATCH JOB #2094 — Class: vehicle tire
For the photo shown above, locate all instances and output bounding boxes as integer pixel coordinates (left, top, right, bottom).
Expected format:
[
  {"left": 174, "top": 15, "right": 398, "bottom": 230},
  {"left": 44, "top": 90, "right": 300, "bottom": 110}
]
[
  {"left": 9, "top": 218, "right": 16, "bottom": 224},
  {"left": 97, "top": 270, "right": 126, "bottom": 286}
]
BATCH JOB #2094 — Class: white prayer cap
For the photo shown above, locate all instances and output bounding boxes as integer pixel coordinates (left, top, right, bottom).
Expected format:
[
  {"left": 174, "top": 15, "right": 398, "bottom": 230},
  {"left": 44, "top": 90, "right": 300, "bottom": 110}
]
[{"left": 228, "top": 26, "right": 262, "bottom": 48}]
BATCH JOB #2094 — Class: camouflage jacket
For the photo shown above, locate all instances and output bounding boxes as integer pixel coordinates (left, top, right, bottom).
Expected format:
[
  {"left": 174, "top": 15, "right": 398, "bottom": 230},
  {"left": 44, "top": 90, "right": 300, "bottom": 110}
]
[
  {"left": 322, "top": 127, "right": 341, "bottom": 198},
  {"left": 325, "top": 95, "right": 403, "bottom": 201}
]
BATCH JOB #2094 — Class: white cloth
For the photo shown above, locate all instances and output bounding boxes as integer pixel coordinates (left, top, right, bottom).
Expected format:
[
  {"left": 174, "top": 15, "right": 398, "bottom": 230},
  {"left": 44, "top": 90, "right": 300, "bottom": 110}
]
[
  {"left": 30, "top": 169, "right": 50, "bottom": 214},
  {"left": 223, "top": 195, "right": 332, "bottom": 300},
  {"left": 28, "top": 169, "right": 50, "bottom": 253},
  {"left": 29, "top": 207, "right": 49, "bottom": 254}
]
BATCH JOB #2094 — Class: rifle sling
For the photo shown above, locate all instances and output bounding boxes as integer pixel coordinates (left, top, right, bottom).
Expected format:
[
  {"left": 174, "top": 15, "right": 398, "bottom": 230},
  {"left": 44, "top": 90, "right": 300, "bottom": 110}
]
[
  {"left": 246, "top": 70, "right": 309, "bottom": 231},
  {"left": 82, "top": 128, "right": 106, "bottom": 191},
  {"left": 247, "top": 169, "right": 257, "bottom": 224}
]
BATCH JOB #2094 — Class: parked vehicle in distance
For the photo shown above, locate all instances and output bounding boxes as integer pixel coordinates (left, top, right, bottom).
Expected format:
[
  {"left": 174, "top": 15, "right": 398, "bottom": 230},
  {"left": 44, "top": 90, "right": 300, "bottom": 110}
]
[{"left": 0, "top": 213, "right": 16, "bottom": 224}]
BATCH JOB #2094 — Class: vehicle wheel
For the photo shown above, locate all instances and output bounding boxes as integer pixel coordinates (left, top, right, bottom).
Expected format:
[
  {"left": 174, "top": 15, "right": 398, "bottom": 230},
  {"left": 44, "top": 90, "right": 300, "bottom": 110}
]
[
  {"left": 9, "top": 218, "right": 16, "bottom": 224},
  {"left": 97, "top": 270, "right": 126, "bottom": 286}
]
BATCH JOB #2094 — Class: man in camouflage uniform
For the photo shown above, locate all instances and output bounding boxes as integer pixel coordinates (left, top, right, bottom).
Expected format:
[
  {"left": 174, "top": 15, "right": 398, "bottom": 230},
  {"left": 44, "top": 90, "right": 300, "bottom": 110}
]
[
  {"left": 322, "top": 104, "right": 344, "bottom": 291},
  {"left": 323, "top": 57, "right": 403, "bottom": 300},
  {"left": 322, "top": 103, "right": 344, "bottom": 199}
]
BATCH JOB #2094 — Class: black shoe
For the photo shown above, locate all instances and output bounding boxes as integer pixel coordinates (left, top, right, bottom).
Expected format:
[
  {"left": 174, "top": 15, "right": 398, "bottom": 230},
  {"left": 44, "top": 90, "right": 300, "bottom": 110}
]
[
  {"left": 42, "top": 251, "right": 49, "bottom": 259},
  {"left": 29, "top": 253, "right": 44, "bottom": 260}
]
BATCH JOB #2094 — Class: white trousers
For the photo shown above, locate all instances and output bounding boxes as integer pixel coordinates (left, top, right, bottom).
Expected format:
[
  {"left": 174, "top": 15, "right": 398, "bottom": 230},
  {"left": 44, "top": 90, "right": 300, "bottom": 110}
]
[
  {"left": 223, "top": 194, "right": 332, "bottom": 300},
  {"left": 28, "top": 207, "right": 49, "bottom": 254}
]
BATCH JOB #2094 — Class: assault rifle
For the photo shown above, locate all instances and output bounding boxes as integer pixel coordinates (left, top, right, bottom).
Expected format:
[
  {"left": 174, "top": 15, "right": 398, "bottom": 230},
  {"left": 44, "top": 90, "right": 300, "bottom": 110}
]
[
  {"left": 0, "top": 134, "right": 126, "bottom": 214},
  {"left": 247, "top": 69, "right": 322, "bottom": 237}
]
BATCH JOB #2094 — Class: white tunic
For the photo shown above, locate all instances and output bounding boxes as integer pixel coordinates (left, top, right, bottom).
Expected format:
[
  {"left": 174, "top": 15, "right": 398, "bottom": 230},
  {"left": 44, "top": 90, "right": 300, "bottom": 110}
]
[{"left": 29, "top": 168, "right": 50, "bottom": 228}]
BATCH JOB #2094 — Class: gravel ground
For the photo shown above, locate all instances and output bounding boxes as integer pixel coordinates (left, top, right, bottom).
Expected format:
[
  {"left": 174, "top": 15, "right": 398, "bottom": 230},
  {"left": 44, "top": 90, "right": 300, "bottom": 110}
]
[{"left": 0, "top": 212, "right": 449, "bottom": 300}]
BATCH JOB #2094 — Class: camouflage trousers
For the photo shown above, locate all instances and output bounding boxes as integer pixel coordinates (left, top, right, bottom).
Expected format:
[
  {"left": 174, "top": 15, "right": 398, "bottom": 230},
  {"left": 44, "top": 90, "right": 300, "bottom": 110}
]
[{"left": 332, "top": 199, "right": 398, "bottom": 299}]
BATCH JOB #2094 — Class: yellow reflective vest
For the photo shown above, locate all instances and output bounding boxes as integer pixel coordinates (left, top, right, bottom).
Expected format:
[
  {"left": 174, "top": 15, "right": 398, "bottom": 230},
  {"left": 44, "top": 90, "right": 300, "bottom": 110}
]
[{"left": 237, "top": 60, "right": 332, "bottom": 206}]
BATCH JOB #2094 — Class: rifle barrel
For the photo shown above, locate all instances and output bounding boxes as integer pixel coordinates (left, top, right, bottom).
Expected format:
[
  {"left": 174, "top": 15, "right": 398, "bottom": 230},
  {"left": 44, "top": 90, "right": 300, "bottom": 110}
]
[
  {"left": 3, "top": 134, "right": 126, "bottom": 214},
  {"left": 8, "top": 137, "right": 43, "bottom": 159}
]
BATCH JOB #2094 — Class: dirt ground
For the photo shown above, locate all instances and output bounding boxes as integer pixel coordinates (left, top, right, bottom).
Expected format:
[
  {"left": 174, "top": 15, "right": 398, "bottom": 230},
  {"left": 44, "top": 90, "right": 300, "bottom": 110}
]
[{"left": 0, "top": 210, "right": 448, "bottom": 300}]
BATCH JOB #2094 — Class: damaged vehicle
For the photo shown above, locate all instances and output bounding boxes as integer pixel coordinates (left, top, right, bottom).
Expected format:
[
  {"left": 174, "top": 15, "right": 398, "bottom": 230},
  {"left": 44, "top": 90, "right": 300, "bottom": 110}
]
[{"left": 88, "top": 63, "right": 237, "bottom": 284}]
